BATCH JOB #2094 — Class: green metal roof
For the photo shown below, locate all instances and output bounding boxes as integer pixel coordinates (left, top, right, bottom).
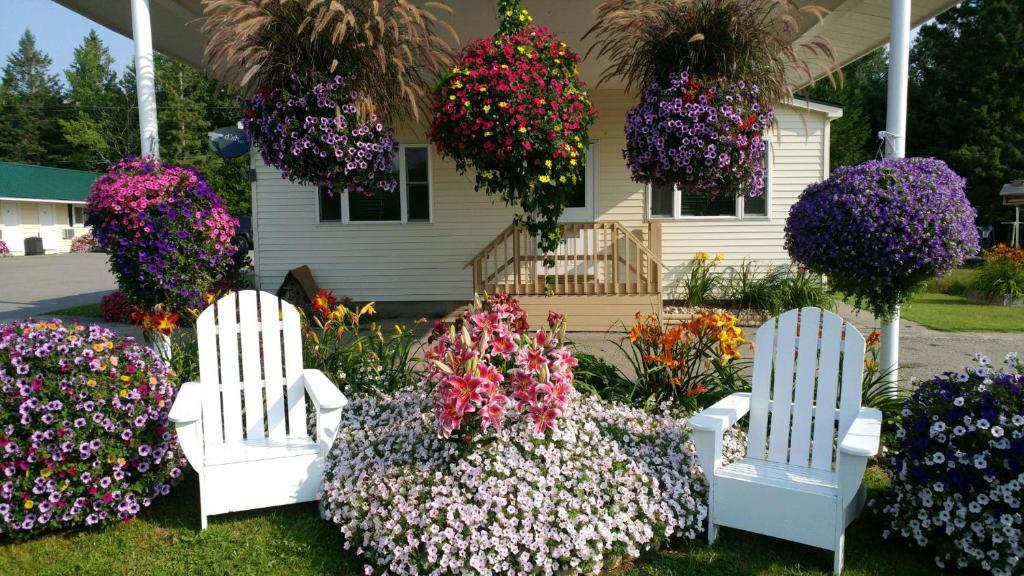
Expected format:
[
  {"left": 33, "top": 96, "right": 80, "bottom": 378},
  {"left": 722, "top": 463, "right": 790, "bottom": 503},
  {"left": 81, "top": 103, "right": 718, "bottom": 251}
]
[{"left": 0, "top": 162, "right": 100, "bottom": 203}]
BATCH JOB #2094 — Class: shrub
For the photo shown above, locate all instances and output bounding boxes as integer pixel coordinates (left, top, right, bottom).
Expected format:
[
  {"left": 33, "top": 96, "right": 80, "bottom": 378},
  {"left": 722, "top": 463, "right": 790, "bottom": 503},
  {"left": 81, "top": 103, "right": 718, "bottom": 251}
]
[
  {"left": 624, "top": 72, "right": 772, "bottom": 197},
  {"left": 428, "top": 0, "right": 596, "bottom": 253},
  {"left": 724, "top": 261, "right": 788, "bottom": 315},
  {"left": 572, "top": 351, "right": 633, "bottom": 401},
  {"left": 424, "top": 293, "right": 575, "bottom": 441},
  {"left": 243, "top": 75, "right": 398, "bottom": 195},
  {"left": 98, "top": 291, "right": 132, "bottom": 324},
  {"left": 782, "top": 268, "right": 834, "bottom": 311},
  {"left": 619, "top": 311, "right": 749, "bottom": 410},
  {"left": 974, "top": 244, "right": 1024, "bottom": 298},
  {"left": 680, "top": 252, "right": 724, "bottom": 307},
  {"left": 785, "top": 157, "right": 979, "bottom": 320},
  {"left": 302, "top": 290, "right": 421, "bottom": 395},
  {"left": 0, "top": 240, "right": 9, "bottom": 257},
  {"left": 321, "top": 391, "right": 743, "bottom": 575},
  {"left": 69, "top": 233, "right": 95, "bottom": 253},
  {"left": 0, "top": 319, "right": 184, "bottom": 538},
  {"left": 86, "top": 157, "right": 238, "bottom": 316},
  {"left": 925, "top": 268, "right": 978, "bottom": 296},
  {"left": 878, "top": 352, "right": 1024, "bottom": 575}
]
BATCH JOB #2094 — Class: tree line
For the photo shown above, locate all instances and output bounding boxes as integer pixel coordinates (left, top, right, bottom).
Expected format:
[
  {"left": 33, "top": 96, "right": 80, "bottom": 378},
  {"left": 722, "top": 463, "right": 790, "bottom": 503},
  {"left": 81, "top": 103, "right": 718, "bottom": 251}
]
[
  {"left": 803, "top": 0, "right": 1023, "bottom": 226},
  {"left": 0, "top": 29, "right": 249, "bottom": 215}
]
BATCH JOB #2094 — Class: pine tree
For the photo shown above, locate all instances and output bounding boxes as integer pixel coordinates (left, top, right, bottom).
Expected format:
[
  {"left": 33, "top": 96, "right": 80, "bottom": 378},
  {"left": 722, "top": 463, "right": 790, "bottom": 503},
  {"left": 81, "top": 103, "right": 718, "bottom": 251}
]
[{"left": 0, "top": 30, "right": 66, "bottom": 165}]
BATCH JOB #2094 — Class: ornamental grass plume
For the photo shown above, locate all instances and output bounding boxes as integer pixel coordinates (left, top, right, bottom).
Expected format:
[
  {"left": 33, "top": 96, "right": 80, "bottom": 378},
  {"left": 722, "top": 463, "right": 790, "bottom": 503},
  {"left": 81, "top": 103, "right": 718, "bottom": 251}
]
[
  {"left": 428, "top": 0, "right": 596, "bottom": 254},
  {"left": 878, "top": 352, "right": 1024, "bottom": 575},
  {"left": 785, "top": 157, "right": 979, "bottom": 321},
  {"left": 0, "top": 320, "right": 184, "bottom": 538}
]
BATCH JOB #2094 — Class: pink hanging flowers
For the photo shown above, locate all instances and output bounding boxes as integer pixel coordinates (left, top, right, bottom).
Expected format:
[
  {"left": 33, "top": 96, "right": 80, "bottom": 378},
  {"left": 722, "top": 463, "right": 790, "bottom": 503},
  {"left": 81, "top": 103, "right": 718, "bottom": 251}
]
[{"left": 424, "top": 293, "right": 577, "bottom": 441}]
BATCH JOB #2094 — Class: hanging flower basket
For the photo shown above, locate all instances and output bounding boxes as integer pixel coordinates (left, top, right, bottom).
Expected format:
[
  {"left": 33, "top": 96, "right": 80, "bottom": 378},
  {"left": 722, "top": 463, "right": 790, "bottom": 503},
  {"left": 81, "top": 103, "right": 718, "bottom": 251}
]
[
  {"left": 625, "top": 71, "right": 773, "bottom": 198},
  {"left": 86, "top": 157, "right": 238, "bottom": 316},
  {"left": 243, "top": 74, "right": 397, "bottom": 195},
  {"left": 785, "top": 157, "right": 980, "bottom": 320},
  {"left": 428, "top": 1, "right": 596, "bottom": 253}
]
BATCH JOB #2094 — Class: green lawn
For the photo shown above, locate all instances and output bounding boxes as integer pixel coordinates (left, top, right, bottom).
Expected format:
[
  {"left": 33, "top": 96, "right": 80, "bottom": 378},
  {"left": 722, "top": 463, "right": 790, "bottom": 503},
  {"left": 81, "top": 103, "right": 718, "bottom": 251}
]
[
  {"left": 1, "top": 467, "right": 936, "bottom": 576},
  {"left": 901, "top": 292, "right": 1024, "bottom": 332},
  {"left": 45, "top": 303, "right": 102, "bottom": 320}
]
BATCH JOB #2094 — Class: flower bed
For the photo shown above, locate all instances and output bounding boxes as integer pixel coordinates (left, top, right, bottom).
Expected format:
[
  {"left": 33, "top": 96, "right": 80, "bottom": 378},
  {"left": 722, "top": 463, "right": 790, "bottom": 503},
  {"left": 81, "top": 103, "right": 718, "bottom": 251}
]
[
  {"left": 99, "top": 291, "right": 132, "bottom": 324},
  {"left": 243, "top": 74, "right": 397, "bottom": 195},
  {"left": 878, "top": 352, "right": 1024, "bottom": 575},
  {"left": 321, "top": 391, "right": 740, "bottom": 575},
  {"left": 70, "top": 233, "right": 96, "bottom": 253},
  {"left": 625, "top": 72, "right": 771, "bottom": 197},
  {"left": 0, "top": 320, "right": 184, "bottom": 537},
  {"left": 0, "top": 240, "right": 10, "bottom": 257},
  {"left": 970, "top": 243, "right": 1024, "bottom": 305},
  {"left": 86, "top": 157, "right": 238, "bottom": 315}
]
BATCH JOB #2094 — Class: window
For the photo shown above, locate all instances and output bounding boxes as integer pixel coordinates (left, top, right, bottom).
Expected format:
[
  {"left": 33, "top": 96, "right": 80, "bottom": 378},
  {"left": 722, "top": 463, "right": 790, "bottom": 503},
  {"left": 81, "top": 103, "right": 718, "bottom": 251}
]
[
  {"left": 317, "top": 145, "right": 431, "bottom": 224},
  {"left": 647, "top": 141, "right": 771, "bottom": 219},
  {"left": 68, "top": 205, "right": 86, "bottom": 226}
]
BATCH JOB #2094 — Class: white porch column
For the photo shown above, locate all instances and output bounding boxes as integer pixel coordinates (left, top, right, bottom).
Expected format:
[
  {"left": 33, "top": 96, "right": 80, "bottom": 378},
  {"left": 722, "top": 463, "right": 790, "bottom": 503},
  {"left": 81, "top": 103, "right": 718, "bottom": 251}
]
[
  {"left": 880, "top": 0, "right": 911, "bottom": 396},
  {"left": 131, "top": 0, "right": 160, "bottom": 158}
]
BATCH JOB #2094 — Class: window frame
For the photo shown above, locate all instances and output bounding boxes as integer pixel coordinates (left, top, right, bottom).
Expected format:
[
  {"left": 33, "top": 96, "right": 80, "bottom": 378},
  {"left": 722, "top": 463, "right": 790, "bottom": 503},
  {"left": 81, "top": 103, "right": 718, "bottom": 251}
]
[
  {"left": 68, "top": 204, "right": 87, "bottom": 227},
  {"left": 316, "top": 144, "right": 433, "bottom": 225},
  {"left": 646, "top": 140, "right": 772, "bottom": 221}
]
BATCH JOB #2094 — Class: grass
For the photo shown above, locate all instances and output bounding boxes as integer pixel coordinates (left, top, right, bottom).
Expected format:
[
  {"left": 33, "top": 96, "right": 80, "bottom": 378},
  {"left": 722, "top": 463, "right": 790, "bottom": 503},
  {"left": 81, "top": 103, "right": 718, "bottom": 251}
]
[
  {"left": 901, "top": 292, "right": 1024, "bottom": 332},
  {"left": 1, "top": 466, "right": 935, "bottom": 576},
  {"left": 45, "top": 303, "right": 102, "bottom": 320}
]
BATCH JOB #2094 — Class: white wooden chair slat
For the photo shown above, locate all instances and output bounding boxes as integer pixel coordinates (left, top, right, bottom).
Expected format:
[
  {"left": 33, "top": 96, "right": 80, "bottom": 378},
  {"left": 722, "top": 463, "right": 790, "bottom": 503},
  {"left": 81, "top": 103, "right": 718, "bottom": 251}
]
[
  {"left": 838, "top": 324, "right": 866, "bottom": 439},
  {"left": 789, "top": 307, "right": 822, "bottom": 467},
  {"left": 811, "top": 312, "right": 844, "bottom": 470},
  {"left": 767, "top": 309, "right": 799, "bottom": 463},
  {"left": 238, "top": 291, "right": 266, "bottom": 440},
  {"left": 745, "top": 316, "right": 776, "bottom": 460},
  {"left": 196, "top": 307, "right": 223, "bottom": 445},
  {"left": 260, "top": 293, "right": 287, "bottom": 439},
  {"left": 281, "top": 302, "right": 306, "bottom": 437},
  {"left": 216, "top": 295, "right": 244, "bottom": 443},
  {"left": 690, "top": 306, "right": 881, "bottom": 574},
  {"left": 169, "top": 290, "right": 347, "bottom": 530}
]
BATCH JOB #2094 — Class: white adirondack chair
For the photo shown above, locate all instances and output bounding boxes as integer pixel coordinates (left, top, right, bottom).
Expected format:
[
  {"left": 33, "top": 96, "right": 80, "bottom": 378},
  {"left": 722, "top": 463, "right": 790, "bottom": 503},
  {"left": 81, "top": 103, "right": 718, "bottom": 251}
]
[
  {"left": 167, "top": 290, "right": 347, "bottom": 529},
  {"left": 690, "top": 307, "right": 882, "bottom": 575}
]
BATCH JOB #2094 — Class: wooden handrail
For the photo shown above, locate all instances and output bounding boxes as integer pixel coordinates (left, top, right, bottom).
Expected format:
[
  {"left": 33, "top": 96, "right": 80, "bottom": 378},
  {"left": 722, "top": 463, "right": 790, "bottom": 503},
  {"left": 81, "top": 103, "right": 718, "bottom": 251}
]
[{"left": 467, "top": 221, "right": 665, "bottom": 296}]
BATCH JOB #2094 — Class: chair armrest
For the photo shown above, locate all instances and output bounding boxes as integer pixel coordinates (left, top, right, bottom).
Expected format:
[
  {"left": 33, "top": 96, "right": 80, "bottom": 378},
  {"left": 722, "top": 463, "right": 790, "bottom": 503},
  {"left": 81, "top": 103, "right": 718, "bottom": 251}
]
[
  {"left": 302, "top": 369, "right": 348, "bottom": 411},
  {"left": 839, "top": 407, "right": 882, "bottom": 457},
  {"left": 168, "top": 381, "right": 203, "bottom": 424},
  {"left": 689, "top": 392, "right": 752, "bottom": 433}
]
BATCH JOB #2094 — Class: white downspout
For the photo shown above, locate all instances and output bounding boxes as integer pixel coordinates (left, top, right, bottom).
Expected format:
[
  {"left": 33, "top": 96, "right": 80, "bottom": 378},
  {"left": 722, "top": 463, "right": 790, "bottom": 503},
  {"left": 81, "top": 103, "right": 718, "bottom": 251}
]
[
  {"left": 880, "top": 0, "right": 911, "bottom": 397},
  {"left": 131, "top": 0, "right": 160, "bottom": 158}
]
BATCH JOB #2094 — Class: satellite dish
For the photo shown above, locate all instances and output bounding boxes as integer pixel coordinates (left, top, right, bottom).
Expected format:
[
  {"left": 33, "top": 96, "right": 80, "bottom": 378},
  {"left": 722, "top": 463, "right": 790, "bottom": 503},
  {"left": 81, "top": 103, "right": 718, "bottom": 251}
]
[{"left": 207, "top": 126, "right": 251, "bottom": 159}]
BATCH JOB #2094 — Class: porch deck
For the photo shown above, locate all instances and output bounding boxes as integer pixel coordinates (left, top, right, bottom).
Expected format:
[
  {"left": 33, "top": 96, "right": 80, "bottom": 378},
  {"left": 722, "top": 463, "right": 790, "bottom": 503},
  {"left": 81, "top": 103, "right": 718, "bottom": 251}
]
[{"left": 467, "top": 221, "right": 664, "bottom": 331}]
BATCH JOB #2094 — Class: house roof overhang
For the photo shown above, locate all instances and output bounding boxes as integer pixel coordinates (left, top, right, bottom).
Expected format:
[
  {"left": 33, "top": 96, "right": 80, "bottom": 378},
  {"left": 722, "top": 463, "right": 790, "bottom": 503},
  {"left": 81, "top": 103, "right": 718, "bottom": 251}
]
[{"left": 53, "top": 0, "right": 960, "bottom": 91}]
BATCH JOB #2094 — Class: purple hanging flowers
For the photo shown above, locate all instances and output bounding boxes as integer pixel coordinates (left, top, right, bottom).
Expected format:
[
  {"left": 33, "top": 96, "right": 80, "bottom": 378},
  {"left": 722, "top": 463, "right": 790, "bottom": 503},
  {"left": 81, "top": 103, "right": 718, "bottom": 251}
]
[
  {"left": 624, "top": 71, "right": 773, "bottom": 197},
  {"left": 243, "top": 74, "right": 397, "bottom": 195},
  {"left": 785, "top": 157, "right": 980, "bottom": 320}
]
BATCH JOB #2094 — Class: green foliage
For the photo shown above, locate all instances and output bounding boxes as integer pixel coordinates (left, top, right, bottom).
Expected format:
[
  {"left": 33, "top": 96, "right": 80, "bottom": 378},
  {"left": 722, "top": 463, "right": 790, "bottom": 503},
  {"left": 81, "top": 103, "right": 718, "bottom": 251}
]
[
  {"left": 572, "top": 350, "right": 636, "bottom": 401},
  {"left": 783, "top": 268, "right": 835, "bottom": 311},
  {"left": 924, "top": 267, "right": 978, "bottom": 295},
  {"left": 0, "top": 30, "right": 65, "bottom": 166},
  {"left": 908, "top": 0, "right": 1024, "bottom": 221},
  {"left": 680, "top": 253, "right": 722, "bottom": 307},
  {"left": 725, "top": 261, "right": 788, "bottom": 315},
  {"left": 167, "top": 329, "right": 200, "bottom": 384},
  {"left": 974, "top": 256, "right": 1024, "bottom": 298}
]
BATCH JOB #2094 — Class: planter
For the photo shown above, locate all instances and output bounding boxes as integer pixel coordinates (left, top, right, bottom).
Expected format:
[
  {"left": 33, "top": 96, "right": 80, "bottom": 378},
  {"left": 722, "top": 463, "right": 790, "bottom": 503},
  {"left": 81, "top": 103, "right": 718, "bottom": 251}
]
[{"left": 965, "top": 289, "right": 1024, "bottom": 307}]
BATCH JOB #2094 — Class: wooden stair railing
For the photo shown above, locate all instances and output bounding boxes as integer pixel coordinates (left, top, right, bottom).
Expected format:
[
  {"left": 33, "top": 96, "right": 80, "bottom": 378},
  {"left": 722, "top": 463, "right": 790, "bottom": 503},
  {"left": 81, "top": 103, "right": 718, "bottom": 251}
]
[{"left": 467, "top": 221, "right": 665, "bottom": 296}]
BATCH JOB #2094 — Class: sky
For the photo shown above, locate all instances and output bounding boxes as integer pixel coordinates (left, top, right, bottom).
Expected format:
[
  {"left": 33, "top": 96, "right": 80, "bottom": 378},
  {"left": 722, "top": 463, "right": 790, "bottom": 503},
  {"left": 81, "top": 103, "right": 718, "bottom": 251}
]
[{"left": 0, "top": 0, "right": 135, "bottom": 83}]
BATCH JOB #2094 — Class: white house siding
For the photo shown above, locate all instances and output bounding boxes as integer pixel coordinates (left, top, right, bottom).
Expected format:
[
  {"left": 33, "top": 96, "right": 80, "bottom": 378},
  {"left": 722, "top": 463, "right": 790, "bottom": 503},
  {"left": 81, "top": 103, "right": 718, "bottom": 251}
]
[
  {"left": 0, "top": 201, "right": 88, "bottom": 255},
  {"left": 252, "top": 91, "right": 832, "bottom": 302}
]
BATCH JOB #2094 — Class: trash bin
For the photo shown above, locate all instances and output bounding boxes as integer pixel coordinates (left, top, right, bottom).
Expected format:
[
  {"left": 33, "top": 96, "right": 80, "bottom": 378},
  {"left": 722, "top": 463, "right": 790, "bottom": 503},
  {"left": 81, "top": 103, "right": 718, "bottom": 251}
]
[{"left": 24, "top": 237, "right": 44, "bottom": 256}]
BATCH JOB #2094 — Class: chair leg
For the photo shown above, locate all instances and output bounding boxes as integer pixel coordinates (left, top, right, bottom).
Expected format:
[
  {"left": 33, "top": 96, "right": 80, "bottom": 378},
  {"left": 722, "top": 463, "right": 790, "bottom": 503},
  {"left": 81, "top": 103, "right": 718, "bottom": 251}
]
[
  {"left": 708, "top": 522, "right": 719, "bottom": 545},
  {"left": 198, "top": 473, "right": 209, "bottom": 531},
  {"left": 833, "top": 533, "right": 845, "bottom": 575}
]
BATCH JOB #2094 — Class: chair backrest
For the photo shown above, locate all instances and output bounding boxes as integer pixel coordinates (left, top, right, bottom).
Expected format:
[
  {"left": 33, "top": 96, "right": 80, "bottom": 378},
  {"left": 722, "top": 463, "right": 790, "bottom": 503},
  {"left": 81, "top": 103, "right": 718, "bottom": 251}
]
[
  {"left": 745, "top": 307, "right": 865, "bottom": 470},
  {"left": 196, "top": 290, "right": 307, "bottom": 446}
]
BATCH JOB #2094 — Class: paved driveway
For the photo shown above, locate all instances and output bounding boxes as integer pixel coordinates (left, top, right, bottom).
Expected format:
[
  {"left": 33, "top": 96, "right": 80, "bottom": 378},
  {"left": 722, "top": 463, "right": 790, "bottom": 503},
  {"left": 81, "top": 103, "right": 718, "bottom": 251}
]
[{"left": 0, "top": 253, "right": 117, "bottom": 321}]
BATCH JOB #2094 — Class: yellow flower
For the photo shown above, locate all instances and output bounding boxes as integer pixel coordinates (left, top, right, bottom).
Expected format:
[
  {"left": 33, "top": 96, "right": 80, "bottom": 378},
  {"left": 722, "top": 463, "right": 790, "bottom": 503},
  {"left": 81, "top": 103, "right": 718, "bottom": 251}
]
[
  {"left": 448, "top": 95, "right": 456, "bottom": 101},
  {"left": 40, "top": 469, "right": 52, "bottom": 478},
  {"left": 570, "top": 158, "right": 577, "bottom": 166},
  {"left": 538, "top": 175, "right": 551, "bottom": 183},
  {"left": 120, "top": 375, "right": 131, "bottom": 382},
  {"left": 498, "top": 101, "right": 509, "bottom": 108},
  {"left": 483, "top": 131, "right": 492, "bottom": 137},
  {"left": 452, "top": 80, "right": 463, "bottom": 89},
  {"left": 24, "top": 500, "right": 33, "bottom": 510},
  {"left": 478, "top": 86, "right": 487, "bottom": 92},
  {"left": 695, "top": 251, "right": 710, "bottom": 262},
  {"left": 482, "top": 105, "right": 491, "bottom": 112},
  {"left": 518, "top": 126, "right": 527, "bottom": 133},
  {"left": 715, "top": 253, "right": 725, "bottom": 263},
  {"left": 544, "top": 159, "right": 552, "bottom": 168},
  {"left": 359, "top": 302, "right": 377, "bottom": 316},
  {"left": 119, "top": 390, "right": 128, "bottom": 398},
  {"left": 558, "top": 175, "right": 566, "bottom": 183}
]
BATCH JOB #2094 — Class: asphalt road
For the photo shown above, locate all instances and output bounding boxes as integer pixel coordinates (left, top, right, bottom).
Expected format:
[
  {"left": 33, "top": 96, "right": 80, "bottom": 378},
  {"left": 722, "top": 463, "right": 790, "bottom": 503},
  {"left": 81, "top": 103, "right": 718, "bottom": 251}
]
[{"left": 0, "top": 252, "right": 117, "bottom": 321}]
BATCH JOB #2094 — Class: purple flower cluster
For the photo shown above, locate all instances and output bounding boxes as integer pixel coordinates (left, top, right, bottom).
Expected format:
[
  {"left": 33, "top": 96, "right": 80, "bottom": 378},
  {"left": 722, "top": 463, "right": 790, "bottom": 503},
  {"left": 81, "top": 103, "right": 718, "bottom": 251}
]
[
  {"left": 86, "top": 157, "right": 238, "bottom": 314},
  {"left": 879, "top": 353, "right": 1024, "bottom": 575},
  {"left": 0, "top": 319, "right": 185, "bottom": 538},
  {"left": 785, "top": 157, "right": 979, "bottom": 320},
  {"left": 243, "top": 74, "right": 398, "bottom": 195},
  {"left": 625, "top": 71, "right": 773, "bottom": 197}
]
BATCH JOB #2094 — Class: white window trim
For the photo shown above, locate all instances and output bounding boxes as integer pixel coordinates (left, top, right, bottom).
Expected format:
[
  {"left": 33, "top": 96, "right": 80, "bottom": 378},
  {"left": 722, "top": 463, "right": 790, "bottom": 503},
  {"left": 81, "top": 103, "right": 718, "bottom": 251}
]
[
  {"left": 70, "top": 205, "right": 87, "bottom": 227},
  {"left": 316, "top": 144, "right": 433, "bottom": 225},
  {"left": 560, "top": 142, "right": 598, "bottom": 223},
  {"left": 646, "top": 140, "right": 772, "bottom": 221}
]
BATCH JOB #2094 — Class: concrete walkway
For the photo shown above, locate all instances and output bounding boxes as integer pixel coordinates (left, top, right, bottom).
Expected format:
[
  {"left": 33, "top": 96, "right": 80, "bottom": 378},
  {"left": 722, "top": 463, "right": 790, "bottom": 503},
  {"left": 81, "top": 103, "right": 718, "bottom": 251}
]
[{"left": 0, "top": 253, "right": 117, "bottom": 321}]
